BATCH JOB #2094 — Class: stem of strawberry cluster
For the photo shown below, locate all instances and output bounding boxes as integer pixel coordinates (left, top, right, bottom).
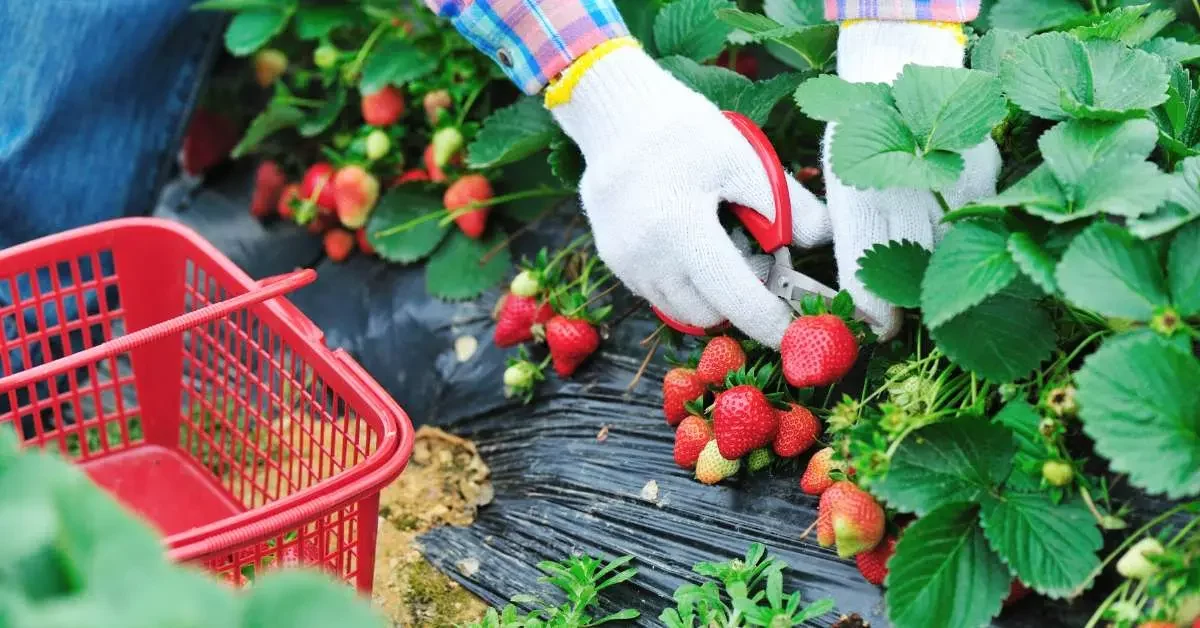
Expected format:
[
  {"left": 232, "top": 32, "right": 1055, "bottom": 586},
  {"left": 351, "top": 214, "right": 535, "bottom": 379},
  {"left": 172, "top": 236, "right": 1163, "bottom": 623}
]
[
  {"left": 932, "top": 190, "right": 952, "bottom": 217},
  {"left": 566, "top": 280, "right": 619, "bottom": 318},
  {"left": 347, "top": 20, "right": 389, "bottom": 79},
  {"left": 436, "top": 188, "right": 577, "bottom": 227},
  {"left": 375, "top": 209, "right": 447, "bottom": 237}
]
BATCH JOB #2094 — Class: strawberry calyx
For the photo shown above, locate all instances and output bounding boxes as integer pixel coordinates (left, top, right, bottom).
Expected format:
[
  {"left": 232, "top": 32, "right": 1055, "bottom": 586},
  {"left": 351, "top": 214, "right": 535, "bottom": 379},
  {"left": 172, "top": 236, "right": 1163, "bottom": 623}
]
[{"left": 796, "top": 291, "right": 877, "bottom": 345}]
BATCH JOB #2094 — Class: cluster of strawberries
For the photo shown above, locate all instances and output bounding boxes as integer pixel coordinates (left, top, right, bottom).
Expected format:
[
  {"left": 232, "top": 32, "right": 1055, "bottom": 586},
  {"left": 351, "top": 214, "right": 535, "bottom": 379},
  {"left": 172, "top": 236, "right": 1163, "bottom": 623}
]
[
  {"left": 239, "top": 82, "right": 494, "bottom": 262},
  {"left": 494, "top": 264, "right": 609, "bottom": 401}
]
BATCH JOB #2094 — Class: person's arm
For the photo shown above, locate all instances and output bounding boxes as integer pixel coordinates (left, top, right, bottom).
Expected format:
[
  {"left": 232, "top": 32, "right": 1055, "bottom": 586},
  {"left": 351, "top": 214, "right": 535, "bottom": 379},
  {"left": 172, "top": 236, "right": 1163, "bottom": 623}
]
[
  {"left": 422, "top": 0, "right": 629, "bottom": 95},
  {"left": 424, "top": 1, "right": 832, "bottom": 348}
]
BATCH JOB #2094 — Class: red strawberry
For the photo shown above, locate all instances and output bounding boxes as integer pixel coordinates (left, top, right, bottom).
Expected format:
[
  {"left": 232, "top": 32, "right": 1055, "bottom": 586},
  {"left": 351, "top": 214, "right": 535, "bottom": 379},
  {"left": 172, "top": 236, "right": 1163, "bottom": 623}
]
[
  {"left": 663, "top": 368, "right": 706, "bottom": 426},
  {"left": 423, "top": 89, "right": 452, "bottom": 123},
  {"left": 179, "top": 108, "right": 238, "bottom": 176},
  {"left": 301, "top": 163, "right": 339, "bottom": 213},
  {"left": 323, "top": 229, "right": 354, "bottom": 262},
  {"left": 781, "top": 315, "right": 859, "bottom": 388},
  {"left": 356, "top": 229, "right": 375, "bottom": 255},
  {"left": 494, "top": 293, "right": 553, "bottom": 348},
  {"left": 424, "top": 145, "right": 447, "bottom": 182},
  {"left": 361, "top": 85, "right": 405, "bottom": 126},
  {"left": 816, "top": 481, "right": 857, "bottom": 547},
  {"left": 855, "top": 535, "right": 896, "bottom": 586},
  {"left": 333, "top": 165, "right": 380, "bottom": 229},
  {"left": 277, "top": 183, "right": 301, "bottom": 219},
  {"left": 830, "top": 485, "right": 885, "bottom": 558},
  {"left": 545, "top": 316, "right": 600, "bottom": 378},
  {"left": 773, "top": 404, "right": 821, "bottom": 458},
  {"left": 801, "top": 447, "right": 843, "bottom": 495},
  {"left": 673, "top": 416, "right": 712, "bottom": 469},
  {"left": 251, "top": 161, "right": 286, "bottom": 218},
  {"left": 1004, "top": 581, "right": 1032, "bottom": 607},
  {"left": 254, "top": 49, "right": 288, "bottom": 87},
  {"left": 715, "top": 50, "right": 758, "bottom": 79},
  {"left": 1137, "top": 623, "right": 1177, "bottom": 628},
  {"left": 712, "top": 385, "right": 778, "bottom": 459},
  {"left": 695, "top": 336, "right": 746, "bottom": 385},
  {"left": 393, "top": 168, "right": 430, "bottom": 186},
  {"left": 445, "top": 175, "right": 493, "bottom": 239}
]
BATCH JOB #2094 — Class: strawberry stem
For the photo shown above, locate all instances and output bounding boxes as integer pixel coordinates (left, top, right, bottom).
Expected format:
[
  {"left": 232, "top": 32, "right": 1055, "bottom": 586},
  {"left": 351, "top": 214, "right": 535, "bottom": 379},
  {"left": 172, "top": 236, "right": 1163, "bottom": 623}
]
[
  {"left": 375, "top": 209, "right": 448, "bottom": 237},
  {"left": 435, "top": 187, "right": 576, "bottom": 227},
  {"left": 346, "top": 20, "right": 389, "bottom": 79}
]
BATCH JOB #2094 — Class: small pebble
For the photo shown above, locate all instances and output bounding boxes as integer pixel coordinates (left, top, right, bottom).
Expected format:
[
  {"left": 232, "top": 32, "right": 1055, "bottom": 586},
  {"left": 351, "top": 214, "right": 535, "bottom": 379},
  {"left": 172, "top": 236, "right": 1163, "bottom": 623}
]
[
  {"left": 454, "top": 335, "right": 477, "bottom": 362},
  {"left": 456, "top": 557, "right": 480, "bottom": 577},
  {"left": 640, "top": 480, "right": 659, "bottom": 502},
  {"left": 596, "top": 425, "right": 610, "bottom": 442}
]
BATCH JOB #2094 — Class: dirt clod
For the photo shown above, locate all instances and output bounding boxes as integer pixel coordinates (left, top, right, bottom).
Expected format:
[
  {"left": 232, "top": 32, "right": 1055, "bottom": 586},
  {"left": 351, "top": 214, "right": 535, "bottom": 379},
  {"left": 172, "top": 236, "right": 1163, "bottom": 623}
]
[{"left": 372, "top": 426, "right": 491, "bottom": 626}]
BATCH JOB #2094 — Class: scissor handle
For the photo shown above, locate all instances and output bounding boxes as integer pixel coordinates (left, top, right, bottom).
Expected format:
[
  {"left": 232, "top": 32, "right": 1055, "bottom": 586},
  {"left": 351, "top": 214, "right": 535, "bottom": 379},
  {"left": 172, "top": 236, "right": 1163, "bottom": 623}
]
[{"left": 654, "top": 111, "right": 792, "bottom": 336}]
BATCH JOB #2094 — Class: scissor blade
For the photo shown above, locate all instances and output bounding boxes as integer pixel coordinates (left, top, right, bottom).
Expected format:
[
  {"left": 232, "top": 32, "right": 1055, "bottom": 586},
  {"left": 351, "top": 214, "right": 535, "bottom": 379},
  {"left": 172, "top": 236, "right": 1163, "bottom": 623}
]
[{"left": 766, "top": 266, "right": 882, "bottom": 328}]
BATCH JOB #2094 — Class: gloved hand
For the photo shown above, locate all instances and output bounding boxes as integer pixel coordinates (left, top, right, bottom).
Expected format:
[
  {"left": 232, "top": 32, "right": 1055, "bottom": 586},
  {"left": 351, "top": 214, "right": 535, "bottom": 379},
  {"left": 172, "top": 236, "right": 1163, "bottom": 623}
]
[
  {"left": 823, "top": 21, "right": 1002, "bottom": 339},
  {"left": 549, "top": 43, "right": 831, "bottom": 348}
]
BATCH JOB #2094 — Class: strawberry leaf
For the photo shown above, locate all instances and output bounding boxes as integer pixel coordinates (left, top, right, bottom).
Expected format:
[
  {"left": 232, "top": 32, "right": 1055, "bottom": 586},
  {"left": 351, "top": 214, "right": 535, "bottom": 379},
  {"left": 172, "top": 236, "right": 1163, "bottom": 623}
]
[
  {"left": 987, "top": 0, "right": 1087, "bottom": 36},
  {"left": 971, "top": 29, "right": 1026, "bottom": 74},
  {"left": 792, "top": 75, "right": 893, "bottom": 124},
  {"left": 884, "top": 503, "right": 1010, "bottom": 628},
  {"left": 653, "top": 0, "right": 735, "bottom": 63},
  {"left": 930, "top": 292, "right": 1056, "bottom": 383},
  {"left": 978, "top": 492, "right": 1102, "bottom": 598},
  {"left": 224, "top": 7, "right": 292, "bottom": 56},
  {"left": 293, "top": 5, "right": 357, "bottom": 40},
  {"left": 548, "top": 137, "right": 584, "bottom": 189},
  {"left": 715, "top": 9, "right": 836, "bottom": 71},
  {"left": 992, "top": 401, "right": 1046, "bottom": 479},
  {"left": 467, "top": 97, "right": 559, "bottom": 169},
  {"left": 1007, "top": 232, "right": 1059, "bottom": 295},
  {"left": 1168, "top": 221, "right": 1200, "bottom": 316},
  {"left": 855, "top": 241, "right": 931, "bottom": 309},
  {"left": 829, "top": 103, "right": 965, "bottom": 191},
  {"left": 1143, "top": 37, "right": 1200, "bottom": 64},
  {"left": 426, "top": 230, "right": 512, "bottom": 301},
  {"left": 869, "top": 418, "right": 1014, "bottom": 517},
  {"left": 1055, "top": 222, "right": 1169, "bottom": 321},
  {"left": 1075, "top": 333, "right": 1200, "bottom": 499},
  {"left": 360, "top": 36, "right": 437, "bottom": 94},
  {"left": 366, "top": 190, "right": 450, "bottom": 264},
  {"left": 892, "top": 66, "right": 1008, "bottom": 154},
  {"left": 920, "top": 221, "right": 1020, "bottom": 328},
  {"left": 232, "top": 102, "right": 305, "bottom": 158}
]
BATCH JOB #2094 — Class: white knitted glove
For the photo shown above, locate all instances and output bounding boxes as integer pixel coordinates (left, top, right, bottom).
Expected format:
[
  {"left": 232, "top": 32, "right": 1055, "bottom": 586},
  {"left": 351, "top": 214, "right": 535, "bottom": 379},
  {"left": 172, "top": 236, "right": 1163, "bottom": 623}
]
[
  {"left": 825, "top": 22, "right": 1002, "bottom": 339},
  {"left": 551, "top": 46, "right": 831, "bottom": 347}
]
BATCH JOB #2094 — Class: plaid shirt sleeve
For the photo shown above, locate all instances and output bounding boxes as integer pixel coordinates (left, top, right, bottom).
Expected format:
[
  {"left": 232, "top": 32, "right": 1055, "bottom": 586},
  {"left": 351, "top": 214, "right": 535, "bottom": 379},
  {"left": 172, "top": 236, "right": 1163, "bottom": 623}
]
[
  {"left": 424, "top": 0, "right": 629, "bottom": 95},
  {"left": 824, "top": 0, "right": 981, "bottom": 22}
]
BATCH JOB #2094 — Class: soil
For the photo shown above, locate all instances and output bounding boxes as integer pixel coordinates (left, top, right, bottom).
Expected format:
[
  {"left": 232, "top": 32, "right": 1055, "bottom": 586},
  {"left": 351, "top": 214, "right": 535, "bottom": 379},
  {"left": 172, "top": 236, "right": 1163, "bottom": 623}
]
[{"left": 371, "top": 426, "right": 492, "bottom": 627}]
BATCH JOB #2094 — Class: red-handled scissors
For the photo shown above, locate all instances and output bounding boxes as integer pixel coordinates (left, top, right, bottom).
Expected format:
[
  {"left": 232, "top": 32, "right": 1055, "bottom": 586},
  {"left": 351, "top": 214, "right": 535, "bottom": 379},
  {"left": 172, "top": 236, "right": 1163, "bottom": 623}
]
[{"left": 651, "top": 111, "right": 880, "bottom": 336}]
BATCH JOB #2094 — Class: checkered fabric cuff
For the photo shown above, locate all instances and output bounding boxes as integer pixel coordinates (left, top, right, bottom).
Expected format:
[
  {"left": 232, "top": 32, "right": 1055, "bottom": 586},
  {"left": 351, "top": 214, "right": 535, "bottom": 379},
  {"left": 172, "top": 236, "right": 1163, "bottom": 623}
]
[{"left": 824, "top": 0, "right": 981, "bottom": 22}]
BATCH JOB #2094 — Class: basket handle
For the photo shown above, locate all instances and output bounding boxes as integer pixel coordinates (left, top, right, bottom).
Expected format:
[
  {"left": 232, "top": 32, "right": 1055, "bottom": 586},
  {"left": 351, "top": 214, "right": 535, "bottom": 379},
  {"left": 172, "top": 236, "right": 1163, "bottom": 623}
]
[{"left": 0, "top": 269, "right": 317, "bottom": 394}]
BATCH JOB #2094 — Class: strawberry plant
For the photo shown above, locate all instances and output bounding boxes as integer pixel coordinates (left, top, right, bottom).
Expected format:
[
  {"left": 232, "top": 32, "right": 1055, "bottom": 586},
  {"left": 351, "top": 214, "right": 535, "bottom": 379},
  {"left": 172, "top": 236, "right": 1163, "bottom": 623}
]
[
  {"left": 464, "top": 555, "right": 639, "bottom": 627},
  {"left": 0, "top": 428, "right": 386, "bottom": 628}
]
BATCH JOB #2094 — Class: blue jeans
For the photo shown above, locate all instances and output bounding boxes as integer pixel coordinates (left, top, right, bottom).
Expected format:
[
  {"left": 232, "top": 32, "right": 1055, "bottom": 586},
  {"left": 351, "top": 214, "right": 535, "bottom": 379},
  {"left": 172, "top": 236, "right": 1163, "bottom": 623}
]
[{"left": 0, "top": 0, "right": 222, "bottom": 434}]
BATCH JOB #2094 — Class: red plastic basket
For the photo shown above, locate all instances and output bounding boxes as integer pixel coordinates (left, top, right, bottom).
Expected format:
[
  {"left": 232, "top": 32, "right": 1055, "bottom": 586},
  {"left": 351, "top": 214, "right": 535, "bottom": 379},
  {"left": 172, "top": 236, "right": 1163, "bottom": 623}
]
[{"left": 0, "top": 218, "right": 413, "bottom": 593}]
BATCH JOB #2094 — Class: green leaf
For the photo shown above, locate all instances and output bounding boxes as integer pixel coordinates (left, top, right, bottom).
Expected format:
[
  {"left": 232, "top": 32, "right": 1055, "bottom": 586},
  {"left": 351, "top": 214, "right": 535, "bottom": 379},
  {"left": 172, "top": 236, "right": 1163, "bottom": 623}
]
[
  {"left": 1072, "top": 40, "right": 1170, "bottom": 118},
  {"left": 988, "top": 0, "right": 1088, "bottom": 36},
  {"left": 1151, "top": 64, "right": 1200, "bottom": 159},
  {"left": 426, "top": 230, "right": 512, "bottom": 301},
  {"left": 979, "top": 492, "right": 1102, "bottom": 598},
  {"left": 293, "top": 5, "right": 357, "bottom": 40},
  {"left": 193, "top": 0, "right": 287, "bottom": 10},
  {"left": 967, "top": 165, "right": 1069, "bottom": 217},
  {"left": 548, "top": 136, "right": 584, "bottom": 189},
  {"left": 1142, "top": 37, "right": 1200, "bottom": 63},
  {"left": 467, "top": 97, "right": 558, "bottom": 169},
  {"left": 971, "top": 29, "right": 1026, "bottom": 74},
  {"left": 830, "top": 104, "right": 965, "bottom": 191},
  {"left": 232, "top": 102, "right": 304, "bottom": 158},
  {"left": 1070, "top": 4, "right": 1156, "bottom": 44},
  {"left": 870, "top": 418, "right": 1014, "bottom": 516},
  {"left": 793, "top": 75, "right": 893, "bottom": 124},
  {"left": 495, "top": 156, "right": 566, "bottom": 222},
  {"left": 1168, "top": 221, "right": 1200, "bottom": 315},
  {"left": 1073, "top": 154, "right": 1175, "bottom": 218},
  {"left": 763, "top": 0, "right": 823, "bottom": 26},
  {"left": 243, "top": 571, "right": 386, "bottom": 627},
  {"left": 855, "top": 241, "right": 931, "bottom": 309},
  {"left": 360, "top": 36, "right": 437, "bottom": 94},
  {"left": 1076, "top": 333, "right": 1200, "bottom": 499},
  {"left": 992, "top": 401, "right": 1046, "bottom": 469},
  {"left": 1056, "top": 222, "right": 1169, "bottom": 320},
  {"left": 1007, "top": 232, "right": 1059, "bottom": 294},
  {"left": 1132, "top": 155, "right": 1200, "bottom": 237},
  {"left": 297, "top": 86, "right": 346, "bottom": 137},
  {"left": 892, "top": 66, "right": 1009, "bottom": 153},
  {"left": 885, "top": 503, "right": 1010, "bottom": 628},
  {"left": 659, "top": 57, "right": 799, "bottom": 125},
  {"left": 732, "top": 73, "right": 805, "bottom": 126},
  {"left": 921, "top": 221, "right": 1020, "bottom": 327},
  {"left": 615, "top": 0, "right": 661, "bottom": 54},
  {"left": 1039, "top": 119, "right": 1158, "bottom": 185},
  {"left": 225, "top": 9, "right": 291, "bottom": 56},
  {"left": 931, "top": 292, "right": 1056, "bottom": 383},
  {"left": 1000, "top": 32, "right": 1093, "bottom": 121},
  {"left": 365, "top": 190, "right": 450, "bottom": 264},
  {"left": 715, "top": 10, "right": 836, "bottom": 70},
  {"left": 654, "top": 0, "right": 735, "bottom": 63}
]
